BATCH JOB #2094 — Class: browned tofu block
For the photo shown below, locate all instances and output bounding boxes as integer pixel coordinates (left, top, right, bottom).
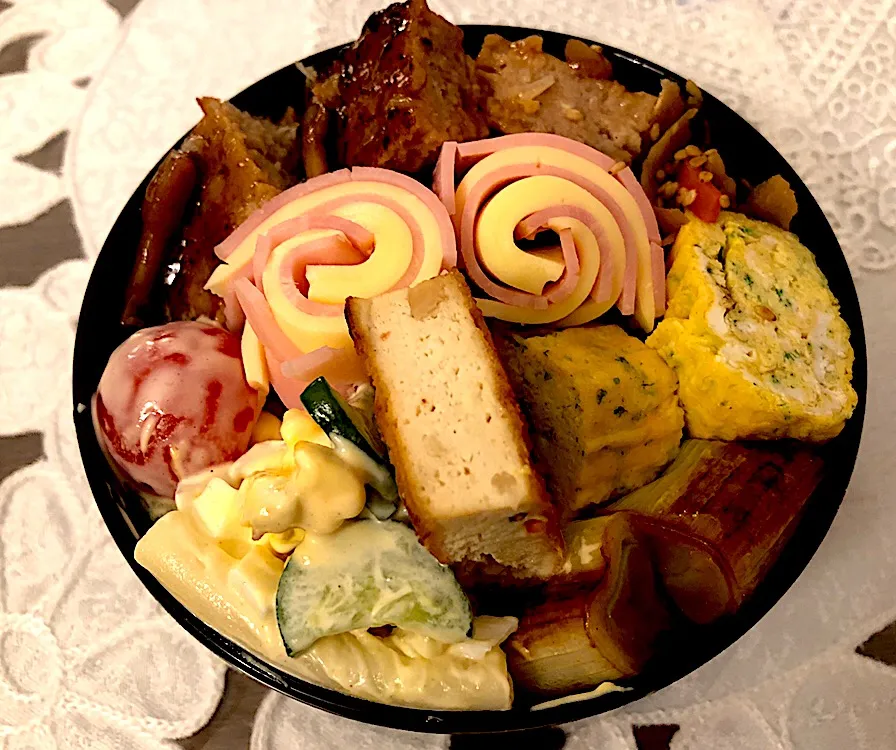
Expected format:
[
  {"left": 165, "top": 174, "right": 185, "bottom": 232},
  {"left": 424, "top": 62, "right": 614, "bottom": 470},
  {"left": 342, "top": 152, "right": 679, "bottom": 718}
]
[{"left": 346, "top": 271, "right": 564, "bottom": 578}]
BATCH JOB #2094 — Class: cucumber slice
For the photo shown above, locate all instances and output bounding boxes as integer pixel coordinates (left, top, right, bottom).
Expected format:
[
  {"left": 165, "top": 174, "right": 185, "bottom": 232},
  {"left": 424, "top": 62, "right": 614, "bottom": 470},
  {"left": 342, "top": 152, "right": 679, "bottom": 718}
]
[
  {"left": 301, "top": 377, "right": 398, "bottom": 503},
  {"left": 300, "top": 377, "right": 383, "bottom": 462},
  {"left": 276, "top": 520, "right": 471, "bottom": 656},
  {"left": 362, "top": 490, "right": 400, "bottom": 521}
]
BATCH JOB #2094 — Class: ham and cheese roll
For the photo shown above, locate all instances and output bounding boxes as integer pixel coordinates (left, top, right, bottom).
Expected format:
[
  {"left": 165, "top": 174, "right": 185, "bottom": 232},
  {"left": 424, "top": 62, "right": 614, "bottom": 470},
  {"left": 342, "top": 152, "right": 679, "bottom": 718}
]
[
  {"left": 434, "top": 134, "right": 665, "bottom": 332},
  {"left": 205, "top": 168, "right": 456, "bottom": 407}
]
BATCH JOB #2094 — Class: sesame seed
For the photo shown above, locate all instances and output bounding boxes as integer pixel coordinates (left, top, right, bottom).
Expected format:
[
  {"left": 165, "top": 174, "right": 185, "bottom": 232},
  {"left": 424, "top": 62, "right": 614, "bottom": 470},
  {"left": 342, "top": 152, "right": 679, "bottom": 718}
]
[
  {"left": 655, "top": 169, "right": 666, "bottom": 180},
  {"left": 563, "top": 106, "right": 584, "bottom": 122},
  {"left": 685, "top": 144, "right": 701, "bottom": 157},
  {"left": 720, "top": 194, "right": 731, "bottom": 208},
  {"left": 661, "top": 181, "right": 679, "bottom": 197},
  {"left": 609, "top": 160, "right": 626, "bottom": 175},
  {"left": 678, "top": 188, "right": 697, "bottom": 207},
  {"left": 698, "top": 170, "right": 713, "bottom": 182},
  {"left": 674, "top": 149, "right": 688, "bottom": 161},
  {"left": 689, "top": 155, "right": 707, "bottom": 168},
  {"left": 649, "top": 123, "right": 661, "bottom": 141}
]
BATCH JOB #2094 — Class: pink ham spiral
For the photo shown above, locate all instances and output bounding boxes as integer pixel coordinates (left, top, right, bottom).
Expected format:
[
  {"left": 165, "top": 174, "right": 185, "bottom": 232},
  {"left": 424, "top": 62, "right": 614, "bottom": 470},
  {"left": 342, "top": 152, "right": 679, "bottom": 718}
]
[
  {"left": 433, "top": 134, "right": 666, "bottom": 331},
  {"left": 206, "top": 167, "right": 457, "bottom": 407}
]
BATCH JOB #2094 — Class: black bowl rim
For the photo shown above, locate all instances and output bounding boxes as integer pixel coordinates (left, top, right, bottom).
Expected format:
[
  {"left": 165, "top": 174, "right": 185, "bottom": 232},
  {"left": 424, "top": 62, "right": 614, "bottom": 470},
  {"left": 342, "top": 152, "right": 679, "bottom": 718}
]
[{"left": 72, "top": 25, "right": 867, "bottom": 735}]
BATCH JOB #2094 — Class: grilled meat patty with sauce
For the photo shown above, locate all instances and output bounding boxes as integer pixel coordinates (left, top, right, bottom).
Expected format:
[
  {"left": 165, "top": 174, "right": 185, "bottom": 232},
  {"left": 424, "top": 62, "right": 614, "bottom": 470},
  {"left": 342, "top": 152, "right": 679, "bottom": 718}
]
[
  {"left": 476, "top": 34, "right": 659, "bottom": 164},
  {"left": 311, "top": 0, "right": 489, "bottom": 173}
]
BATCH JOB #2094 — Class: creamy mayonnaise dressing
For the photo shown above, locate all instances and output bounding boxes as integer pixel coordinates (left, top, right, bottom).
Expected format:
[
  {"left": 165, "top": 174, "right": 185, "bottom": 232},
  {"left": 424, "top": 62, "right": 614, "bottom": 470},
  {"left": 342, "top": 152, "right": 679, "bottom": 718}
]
[
  {"left": 176, "top": 411, "right": 368, "bottom": 539},
  {"left": 241, "top": 442, "right": 366, "bottom": 535},
  {"left": 134, "top": 407, "right": 516, "bottom": 709},
  {"left": 135, "top": 510, "right": 515, "bottom": 709}
]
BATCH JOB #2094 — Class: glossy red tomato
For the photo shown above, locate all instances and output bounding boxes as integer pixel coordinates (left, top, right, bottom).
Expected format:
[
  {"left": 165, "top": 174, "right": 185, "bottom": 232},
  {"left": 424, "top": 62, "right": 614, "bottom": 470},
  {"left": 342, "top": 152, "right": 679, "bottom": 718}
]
[
  {"left": 94, "top": 321, "right": 260, "bottom": 496},
  {"left": 677, "top": 162, "right": 723, "bottom": 223}
]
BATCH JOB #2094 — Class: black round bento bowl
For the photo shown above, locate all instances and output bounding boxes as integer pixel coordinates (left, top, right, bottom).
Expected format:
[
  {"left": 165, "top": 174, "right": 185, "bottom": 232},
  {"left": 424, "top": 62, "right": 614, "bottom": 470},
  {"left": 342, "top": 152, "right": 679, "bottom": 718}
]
[{"left": 73, "top": 26, "right": 867, "bottom": 735}]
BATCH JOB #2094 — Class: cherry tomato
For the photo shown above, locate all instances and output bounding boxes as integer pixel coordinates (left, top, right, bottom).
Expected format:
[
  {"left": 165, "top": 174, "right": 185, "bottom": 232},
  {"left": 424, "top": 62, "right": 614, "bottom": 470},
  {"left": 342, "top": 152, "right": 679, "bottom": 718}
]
[{"left": 95, "top": 321, "right": 260, "bottom": 496}]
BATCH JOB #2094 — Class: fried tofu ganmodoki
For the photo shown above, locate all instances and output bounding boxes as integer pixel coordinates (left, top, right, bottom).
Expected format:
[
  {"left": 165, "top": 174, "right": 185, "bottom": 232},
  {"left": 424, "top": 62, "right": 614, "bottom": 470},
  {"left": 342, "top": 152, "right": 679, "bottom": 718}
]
[
  {"left": 347, "top": 270, "right": 564, "bottom": 578},
  {"left": 647, "top": 212, "right": 857, "bottom": 441},
  {"left": 497, "top": 326, "right": 684, "bottom": 518}
]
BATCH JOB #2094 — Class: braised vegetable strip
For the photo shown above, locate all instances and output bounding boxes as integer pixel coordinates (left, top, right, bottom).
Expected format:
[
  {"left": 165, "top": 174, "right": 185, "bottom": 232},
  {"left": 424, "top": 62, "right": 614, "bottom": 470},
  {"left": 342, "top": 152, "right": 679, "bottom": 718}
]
[
  {"left": 611, "top": 440, "right": 824, "bottom": 606},
  {"left": 505, "top": 440, "right": 823, "bottom": 696},
  {"left": 122, "top": 150, "right": 198, "bottom": 326}
]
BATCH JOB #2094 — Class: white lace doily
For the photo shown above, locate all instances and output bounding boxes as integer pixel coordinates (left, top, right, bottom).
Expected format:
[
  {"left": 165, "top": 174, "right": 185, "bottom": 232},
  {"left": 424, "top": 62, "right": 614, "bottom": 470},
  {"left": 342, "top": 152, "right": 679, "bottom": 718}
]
[
  {"left": 2, "top": 0, "right": 895, "bottom": 747},
  {"left": 0, "top": 2, "right": 227, "bottom": 748}
]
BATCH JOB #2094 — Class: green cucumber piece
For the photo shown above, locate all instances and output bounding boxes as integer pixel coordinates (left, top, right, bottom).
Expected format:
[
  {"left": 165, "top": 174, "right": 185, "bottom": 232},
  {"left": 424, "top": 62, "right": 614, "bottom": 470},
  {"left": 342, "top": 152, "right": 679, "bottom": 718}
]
[
  {"left": 276, "top": 520, "right": 471, "bottom": 656},
  {"left": 363, "top": 490, "right": 400, "bottom": 521},
  {"left": 301, "top": 377, "right": 398, "bottom": 503},
  {"left": 300, "top": 377, "right": 383, "bottom": 463}
]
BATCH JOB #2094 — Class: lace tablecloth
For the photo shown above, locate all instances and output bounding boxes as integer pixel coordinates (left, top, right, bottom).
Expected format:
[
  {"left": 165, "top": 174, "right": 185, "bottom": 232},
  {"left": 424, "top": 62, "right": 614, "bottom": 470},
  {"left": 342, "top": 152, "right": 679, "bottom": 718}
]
[{"left": 1, "top": 0, "right": 895, "bottom": 747}]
